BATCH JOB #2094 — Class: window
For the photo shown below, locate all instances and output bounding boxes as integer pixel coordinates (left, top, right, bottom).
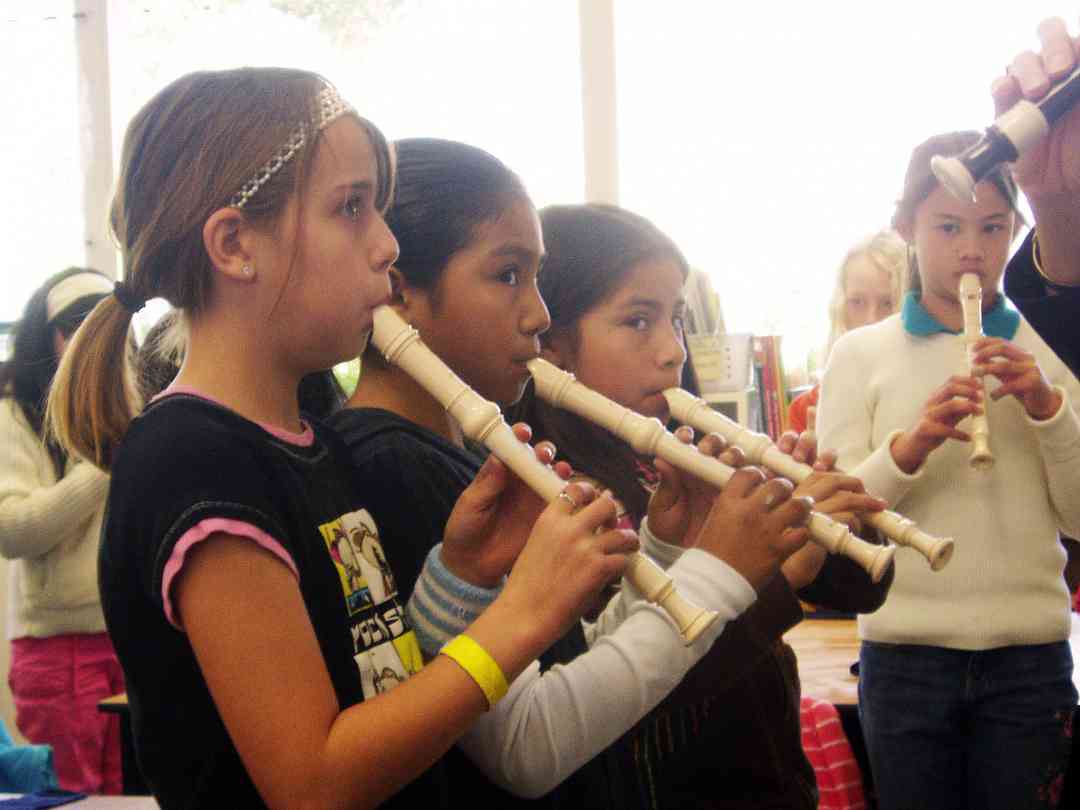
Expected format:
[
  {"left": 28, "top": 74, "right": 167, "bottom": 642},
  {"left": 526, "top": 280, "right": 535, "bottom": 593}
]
[
  {"left": 614, "top": 1, "right": 1057, "bottom": 372},
  {"left": 108, "top": 0, "right": 583, "bottom": 207},
  {"left": 0, "top": 3, "right": 85, "bottom": 321}
]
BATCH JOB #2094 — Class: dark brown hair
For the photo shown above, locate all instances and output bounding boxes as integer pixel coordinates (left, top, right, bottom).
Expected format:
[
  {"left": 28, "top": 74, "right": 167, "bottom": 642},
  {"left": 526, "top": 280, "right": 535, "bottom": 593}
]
[
  {"left": 0, "top": 267, "right": 110, "bottom": 477},
  {"left": 892, "top": 131, "right": 1022, "bottom": 293},
  {"left": 382, "top": 138, "right": 528, "bottom": 303},
  {"left": 512, "top": 203, "right": 689, "bottom": 523}
]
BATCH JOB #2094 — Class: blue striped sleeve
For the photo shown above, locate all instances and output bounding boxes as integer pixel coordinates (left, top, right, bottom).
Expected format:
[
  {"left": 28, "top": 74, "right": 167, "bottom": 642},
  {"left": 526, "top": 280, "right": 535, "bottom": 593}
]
[{"left": 405, "top": 544, "right": 504, "bottom": 657}]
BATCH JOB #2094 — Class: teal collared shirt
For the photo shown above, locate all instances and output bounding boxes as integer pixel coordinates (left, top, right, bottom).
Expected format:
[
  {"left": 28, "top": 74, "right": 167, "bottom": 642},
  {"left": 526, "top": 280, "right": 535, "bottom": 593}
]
[{"left": 901, "top": 291, "right": 1020, "bottom": 340}]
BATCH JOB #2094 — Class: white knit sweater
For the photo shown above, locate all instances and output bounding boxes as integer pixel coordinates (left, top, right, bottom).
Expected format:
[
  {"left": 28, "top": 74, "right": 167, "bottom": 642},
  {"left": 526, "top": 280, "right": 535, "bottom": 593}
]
[
  {"left": 818, "top": 314, "right": 1080, "bottom": 650},
  {"left": 0, "top": 397, "right": 109, "bottom": 638}
]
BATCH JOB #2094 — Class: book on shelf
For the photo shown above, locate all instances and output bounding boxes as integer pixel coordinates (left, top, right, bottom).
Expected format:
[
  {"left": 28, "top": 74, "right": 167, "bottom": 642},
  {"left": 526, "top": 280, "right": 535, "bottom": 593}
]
[
  {"left": 684, "top": 330, "right": 796, "bottom": 436},
  {"left": 685, "top": 332, "right": 753, "bottom": 395},
  {"left": 753, "top": 335, "right": 788, "bottom": 440}
]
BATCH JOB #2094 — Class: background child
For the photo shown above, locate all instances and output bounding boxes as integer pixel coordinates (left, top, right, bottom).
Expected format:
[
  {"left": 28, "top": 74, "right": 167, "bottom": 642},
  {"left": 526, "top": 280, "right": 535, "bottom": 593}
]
[
  {"left": 45, "top": 70, "right": 637, "bottom": 810},
  {"left": 0, "top": 267, "right": 121, "bottom": 794},
  {"left": 334, "top": 138, "right": 833, "bottom": 807},
  {"left": 789, "top": 231, "right": 906, "bottom": 433},
  {"left": 817, "top": 131, "right": 1080, "bottom": 810}
]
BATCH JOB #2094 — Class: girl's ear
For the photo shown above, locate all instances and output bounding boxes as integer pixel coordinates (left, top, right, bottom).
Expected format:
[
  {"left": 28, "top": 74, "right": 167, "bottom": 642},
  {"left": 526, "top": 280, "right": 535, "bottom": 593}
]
[
  {"left": 390, "top": 267, "right": 438, "bottom": 329},
  {"left": 203, "top": 208, "right": 256, "bottom": 284},
  {"left": 387, "top": 267, "right": 409, "bottom": 314},
  {"left": 893, "top": 215, "right": 914, "bottom": 244}
]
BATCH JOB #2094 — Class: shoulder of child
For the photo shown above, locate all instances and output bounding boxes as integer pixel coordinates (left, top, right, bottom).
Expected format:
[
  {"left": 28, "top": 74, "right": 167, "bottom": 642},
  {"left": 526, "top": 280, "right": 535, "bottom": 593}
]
[{"left": 327, "top": 407, "right": 480, "bottom": 486}]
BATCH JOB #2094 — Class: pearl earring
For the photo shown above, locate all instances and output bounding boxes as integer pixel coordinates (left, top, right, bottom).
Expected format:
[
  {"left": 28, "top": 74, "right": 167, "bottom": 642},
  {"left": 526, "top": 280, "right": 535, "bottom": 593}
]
[{"left": 241, "top": 264, "right": 254, "bottom": 277}]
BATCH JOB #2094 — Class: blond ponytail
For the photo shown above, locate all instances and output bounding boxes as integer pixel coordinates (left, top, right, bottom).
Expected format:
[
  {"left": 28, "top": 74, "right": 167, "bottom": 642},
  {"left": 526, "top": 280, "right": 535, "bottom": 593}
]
[{"left": 47, "top": 295, "right": 140, "bottom": 471}]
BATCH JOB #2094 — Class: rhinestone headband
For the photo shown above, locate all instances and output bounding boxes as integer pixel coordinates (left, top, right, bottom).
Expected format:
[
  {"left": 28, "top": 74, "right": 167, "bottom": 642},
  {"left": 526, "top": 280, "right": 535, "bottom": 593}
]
[{"left": 230, "top": 85, "right": 355, "bottom": 209}]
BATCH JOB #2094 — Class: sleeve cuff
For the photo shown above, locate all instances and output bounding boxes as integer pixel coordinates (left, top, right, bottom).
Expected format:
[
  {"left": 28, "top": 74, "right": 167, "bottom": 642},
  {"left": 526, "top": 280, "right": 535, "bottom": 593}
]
[
  {"left": 638, "top": 517, "right": 685, "bottom": 569},
  {"left": 1026, "top": 386, "right": 1080, "bottom": 463},
  {"left": 161, "top": 517, "right": 298, "bottom": 631},
  {"left": 852, "top": 428, "right": 923, "bottom": 507},
  {"left": 747, "top": 573, "right": 804, "bottom": 640},
  {"left": 406, "top": 544, "right": 504, "bottom": 658},
  {"left": 666, "top": 548, "right": 757, "bottom": 619}
]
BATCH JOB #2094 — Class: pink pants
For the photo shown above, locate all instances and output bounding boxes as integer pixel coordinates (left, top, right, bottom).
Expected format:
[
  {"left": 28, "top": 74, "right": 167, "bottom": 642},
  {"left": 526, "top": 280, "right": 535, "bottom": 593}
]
[{"left": 9, "top": 633, "right": 125, "bottom": 794}]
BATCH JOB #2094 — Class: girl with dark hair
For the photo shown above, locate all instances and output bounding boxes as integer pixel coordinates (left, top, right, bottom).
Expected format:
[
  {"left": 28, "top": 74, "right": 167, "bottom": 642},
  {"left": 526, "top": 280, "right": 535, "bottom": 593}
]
[
  {"left": 0, "top": 267, "right": 123, "bottom": 793},
  {"left": 46, "top": 72, "right": 636, "bottom": 809},
  {"left": 507, "top": 202, "right": 892, "bottom": 809},
  {"left": 817, "top": 131, "right": 1080, "bottom": 810},
  {"left": 332, "top": 138, "right": 871, "bottom": 807}
]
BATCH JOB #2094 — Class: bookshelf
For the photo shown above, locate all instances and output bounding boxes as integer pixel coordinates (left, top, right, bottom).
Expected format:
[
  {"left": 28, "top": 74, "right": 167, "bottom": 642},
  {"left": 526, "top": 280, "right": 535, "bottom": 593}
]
[
  {"left": 702, "top": 387, "right": 763, "bottom": 433},
  {"left": 686, "top": 332, "right": 786, "bottom": 439}
]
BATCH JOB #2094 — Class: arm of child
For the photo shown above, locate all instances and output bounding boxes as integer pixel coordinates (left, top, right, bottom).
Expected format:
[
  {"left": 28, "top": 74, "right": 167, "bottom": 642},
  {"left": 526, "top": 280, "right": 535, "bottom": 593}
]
[
  {"left": 1027, "top": 390, "right": 1080, "bottom": 538},
  {"left": 816, "top": 337, "right": 899, "bottom": 499},
  {"left": 634, "top": 518, "right": 805, "bottom": 693},
  {"left": 454, "top": 545, "right": 756, "bottom": 798},
  {"left": 972, "top": 335, "right": 1080, "bottom": 536},
  {"left": 176, "top": 471, "right": 636, "bottom": 810},
  {"left": 411, "top": 468, "right": 811, "bottom": 797},
  {"left": 178, "top": 538, "right": 492, "bottom": 810},
  {"left": 818, "top": 336, "right": 979, "bottom": 507},
  {"left": 0, "top": 409, "right": 109, "bottom": 559},
  {"left": 798, "top": 540, "right": 894, "bottom": 614}
]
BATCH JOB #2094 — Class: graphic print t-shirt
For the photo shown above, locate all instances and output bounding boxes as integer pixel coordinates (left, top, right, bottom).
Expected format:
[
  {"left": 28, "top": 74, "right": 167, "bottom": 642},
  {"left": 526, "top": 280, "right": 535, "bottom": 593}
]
[
  {"left": 318, "top": 505, "right": 423, "bottom": 697},
  {"left": 100, "top": 395, "right": 426, "bottom": 809}
]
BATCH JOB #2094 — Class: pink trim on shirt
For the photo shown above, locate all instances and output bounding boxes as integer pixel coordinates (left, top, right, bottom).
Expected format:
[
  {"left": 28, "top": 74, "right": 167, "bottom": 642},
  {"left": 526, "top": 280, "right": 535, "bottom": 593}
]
[
  {"left": 154, "top": 384, "right": 314, "bottom": 446},
  {"left": 161, "top": 517, "right": 300, "bottom": 630}
]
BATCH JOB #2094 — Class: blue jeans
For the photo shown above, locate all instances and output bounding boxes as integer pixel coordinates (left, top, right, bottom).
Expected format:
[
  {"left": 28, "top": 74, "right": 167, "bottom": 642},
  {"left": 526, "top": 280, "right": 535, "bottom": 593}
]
[{"left": 859, "top": 640, "right": 1076, "bottom": 810}]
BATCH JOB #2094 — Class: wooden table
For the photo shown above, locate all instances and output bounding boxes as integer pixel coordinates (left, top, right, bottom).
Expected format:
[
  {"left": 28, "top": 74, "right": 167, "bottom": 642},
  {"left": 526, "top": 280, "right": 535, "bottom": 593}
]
[
  {"left": 97, "top": 694, "right": 144, "bottom": 796},
  {"left": 784, "top": 613, "right": 1080, "bottom": 707},
  {"left": 784, "top": 614, "right": 1080, "bottom": 808}
]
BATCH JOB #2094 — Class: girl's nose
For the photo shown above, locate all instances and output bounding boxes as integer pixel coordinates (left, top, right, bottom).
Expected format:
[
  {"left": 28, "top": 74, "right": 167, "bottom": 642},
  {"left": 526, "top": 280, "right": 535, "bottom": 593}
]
[{"left": 520, "top": 283, "right": 551, "bottom": 337}]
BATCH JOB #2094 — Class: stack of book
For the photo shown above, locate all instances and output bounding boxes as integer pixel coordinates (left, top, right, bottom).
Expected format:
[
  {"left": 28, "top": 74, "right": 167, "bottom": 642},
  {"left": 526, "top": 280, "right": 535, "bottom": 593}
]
[{"left": 752, "top": 335, "right": 789, "bottom": 440}]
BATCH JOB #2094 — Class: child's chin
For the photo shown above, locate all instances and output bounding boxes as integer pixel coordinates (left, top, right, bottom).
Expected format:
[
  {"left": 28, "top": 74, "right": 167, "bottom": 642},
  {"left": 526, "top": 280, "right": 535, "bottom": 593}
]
[{"left": 637, "top": 395, "right": 669, "bottom": 422}]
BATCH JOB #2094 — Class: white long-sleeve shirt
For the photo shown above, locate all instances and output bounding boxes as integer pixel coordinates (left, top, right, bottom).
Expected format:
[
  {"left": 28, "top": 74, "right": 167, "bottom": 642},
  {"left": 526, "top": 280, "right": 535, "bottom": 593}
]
[
  {"left": 817, "top": 312, "right": 1080, "bottom": 650},
  {"left": 0, "top": 397, "right": 109, "bottom": 638},
  {"left": 407, "top": 525, "right": 755, "bottom": 798}
]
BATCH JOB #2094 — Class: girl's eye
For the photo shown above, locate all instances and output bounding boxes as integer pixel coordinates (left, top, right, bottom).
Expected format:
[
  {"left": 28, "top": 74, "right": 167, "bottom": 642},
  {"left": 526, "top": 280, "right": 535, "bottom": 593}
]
[
  {"left": 939, "top": 223, "right": 958, "bottom": 234},
  {"left": 626, "top": 315, "right": 650, "bottom": 331},
  {"left": 848, "top": 297, "right": 865, "bottom": 308},
  {"left": 498, "top": 266, "right": 520, "bottom": 286},
  {"left": 984, "top": 223, "right": 1005, "bottom": 234},
  {"left": 342, "top": 194, "right": 366, "bottom": 220}
]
